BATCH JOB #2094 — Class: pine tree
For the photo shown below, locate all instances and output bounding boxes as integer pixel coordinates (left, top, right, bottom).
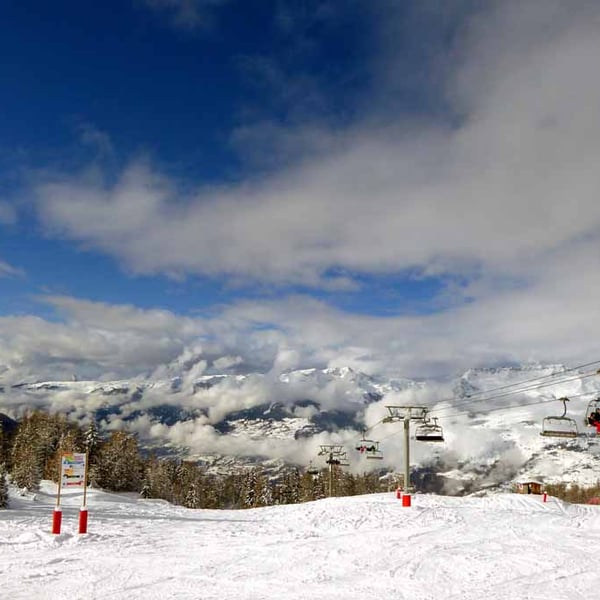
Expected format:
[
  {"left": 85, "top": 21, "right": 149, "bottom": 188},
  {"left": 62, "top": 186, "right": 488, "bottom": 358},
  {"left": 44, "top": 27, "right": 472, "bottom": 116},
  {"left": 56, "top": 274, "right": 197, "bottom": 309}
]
[
  {"left": 259, "top": 477, "right": 273, "bottom": 507},
  {"left": 280, "top": 468, "right": 301, "bottom": 504},
  {"left": 312, "top": 473, "right": 326, "bottom": 500},
  {"left": 93, "top": 431, "right": 143, "bottom": 492},
  {"left": 84, "top": 420, "right": 102, "bottom": 463},
  {"left": 242, "top": 468, "right": 258, "bottom": 508},
  {"left": 184, "top": 482, "right": 201, "bottom": 508},
  {"left": 300, "top": 471, "right": 316, "bottom": 502},
  {"left": 0, "top": 421, "right": 11, "bottom": 468},
  {"left": 11, "top": 413, "right": 43, "bottom": 492},
  {"left": 219, "top": 472, "right": 244, "bottom": 508},
  {"left": 10, "top": 411, "right": 77, "bottom": 491},
  {"left": 45, "top": 428, "right": 83, "bottom": 482},
  {"left": 0, "top": 463, "right": 9, "bottom": 509},
  {"left": 300, "top": 470, "right": 326, "bottom": 502},
  {"left": 142, "top": 455, "right": 178, "bottom": 502},
  {"left": 139, "top": 477, "right": 152, "bottom": 499}
]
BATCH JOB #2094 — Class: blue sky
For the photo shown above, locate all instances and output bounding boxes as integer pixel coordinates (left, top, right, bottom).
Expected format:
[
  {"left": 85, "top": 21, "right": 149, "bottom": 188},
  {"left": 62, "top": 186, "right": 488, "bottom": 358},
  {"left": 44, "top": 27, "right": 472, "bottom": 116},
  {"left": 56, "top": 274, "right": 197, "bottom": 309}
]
[
  {"left": 1, "top": 0, "right": 600, "bottom": 382},
  {"left": 0, "top": 0, "right": 458, "bottom": 317},
  {"left": 0, "top": 1, "right": 431, "bottom": 311}
]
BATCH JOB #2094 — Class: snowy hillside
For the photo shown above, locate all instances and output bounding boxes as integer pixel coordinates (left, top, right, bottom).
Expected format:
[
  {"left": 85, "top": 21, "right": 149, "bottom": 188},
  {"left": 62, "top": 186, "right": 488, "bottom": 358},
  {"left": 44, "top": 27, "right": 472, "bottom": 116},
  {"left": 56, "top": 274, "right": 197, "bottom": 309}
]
[
  {"left": 2, "top": 364, "right": 600, "bottom": 491},
  {"left": 2, "top": 481, "right": 600, "bottom": 599}
]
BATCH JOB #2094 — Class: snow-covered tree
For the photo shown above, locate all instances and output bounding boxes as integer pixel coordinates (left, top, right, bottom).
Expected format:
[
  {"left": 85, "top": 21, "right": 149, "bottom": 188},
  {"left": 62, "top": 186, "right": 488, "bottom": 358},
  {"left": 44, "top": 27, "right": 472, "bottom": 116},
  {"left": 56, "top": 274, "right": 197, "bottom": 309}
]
[
  {"left": 184, "top": 482, "right": 201, "bottom": 509},
  {"left": 10, "top": 414, "right": 43, "bottom": 492},
  {"left": 139, "top": 477, "right": 152, "bottom": 499},
  {"left": 242, "top": 468, "right": 258, "bottom": 508},
  {"left": 84, "top": 420, "right": 102, "bottom": 464},
  {"left": 93, "top": 431, "right": 143, "bottom": 492},
  {"left": 280, "top": 468, "right": 301, "bottom": 504}
]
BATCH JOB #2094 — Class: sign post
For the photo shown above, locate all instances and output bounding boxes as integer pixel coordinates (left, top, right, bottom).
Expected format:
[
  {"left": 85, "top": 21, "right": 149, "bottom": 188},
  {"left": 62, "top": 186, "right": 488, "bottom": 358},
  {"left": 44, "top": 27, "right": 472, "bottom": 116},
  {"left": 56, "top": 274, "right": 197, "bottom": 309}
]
[
  {"left": 52, "top": 454, "right": 63, "bottom": 534},
  {"left": 52, "top": 452, "right": 89, "bottom": 535}
]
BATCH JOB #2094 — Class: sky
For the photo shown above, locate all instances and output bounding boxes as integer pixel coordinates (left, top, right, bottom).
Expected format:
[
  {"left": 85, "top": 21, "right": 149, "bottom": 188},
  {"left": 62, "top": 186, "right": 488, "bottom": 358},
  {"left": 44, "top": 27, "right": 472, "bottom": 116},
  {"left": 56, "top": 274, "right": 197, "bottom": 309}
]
[
  {"left": 3, "top": 483, "right": 600, "bottom": 599},
  {"left": 2, "top": 0, "right": 600, "bottom": 384}
]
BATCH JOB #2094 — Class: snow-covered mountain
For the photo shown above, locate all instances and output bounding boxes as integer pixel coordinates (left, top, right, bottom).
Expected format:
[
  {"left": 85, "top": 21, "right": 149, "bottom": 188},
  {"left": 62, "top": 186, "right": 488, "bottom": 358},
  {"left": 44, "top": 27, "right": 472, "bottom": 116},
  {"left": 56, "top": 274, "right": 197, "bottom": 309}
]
[{"left": 2, "top": 364, "right": 600, "bottom": 492}]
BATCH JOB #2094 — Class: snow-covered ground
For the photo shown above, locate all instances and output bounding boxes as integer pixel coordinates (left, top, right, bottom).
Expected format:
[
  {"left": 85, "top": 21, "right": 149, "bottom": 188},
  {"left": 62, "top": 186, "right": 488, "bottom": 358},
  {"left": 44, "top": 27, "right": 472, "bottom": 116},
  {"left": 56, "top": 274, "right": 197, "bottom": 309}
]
[{"left": 1, "top": 483, "right": 600, "bottom": 599}]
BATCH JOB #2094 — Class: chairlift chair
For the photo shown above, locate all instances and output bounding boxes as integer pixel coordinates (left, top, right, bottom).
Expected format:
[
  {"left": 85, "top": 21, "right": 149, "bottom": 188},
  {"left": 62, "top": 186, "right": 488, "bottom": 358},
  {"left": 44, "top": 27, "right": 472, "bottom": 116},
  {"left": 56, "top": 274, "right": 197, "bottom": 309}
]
[
  {"left": 415, "top": 417, "right": 445, "bottom": 442},
  {"left": 307, "top": 461, "right": 319, "bottom": 476},
  {"left": 356, "top": 436, "right": 384, "bottom": 460},
  {"left": 540, "top": 397, "right": 578, "bottom": 438},
  {"left": 584, "top": 397, "right": 600, "bottom": 430}
]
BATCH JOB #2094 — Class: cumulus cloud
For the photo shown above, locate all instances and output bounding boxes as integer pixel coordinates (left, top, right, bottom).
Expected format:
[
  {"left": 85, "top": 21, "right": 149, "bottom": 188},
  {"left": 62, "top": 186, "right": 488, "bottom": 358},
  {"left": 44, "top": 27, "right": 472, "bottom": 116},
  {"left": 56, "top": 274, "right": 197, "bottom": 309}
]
[
  {"left": 0, "top": 297, "right": 204, "bottom": 383},
  {"left": 2, "top": 293, "right": 598, "bottom": 470},
  {"left": 34, "top": 1, "right": 600, "bottom": 293},
  {"left": 5, "top": 1, "right": 599, "bottom": 381}
]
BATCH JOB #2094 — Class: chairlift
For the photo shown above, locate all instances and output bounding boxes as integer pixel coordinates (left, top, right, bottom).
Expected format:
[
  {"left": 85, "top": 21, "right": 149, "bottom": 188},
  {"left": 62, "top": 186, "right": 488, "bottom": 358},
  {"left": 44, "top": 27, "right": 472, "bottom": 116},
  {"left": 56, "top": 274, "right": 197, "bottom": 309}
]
[
  {"left": 584, "top": 397, "right": 600, "bottom": 430},
  {"left": 415, "top": 417, "right": 444, "bottom": 442},
  {"left": 307, "top": 461, "right": 319, "bottom": 476},
  {"left": 356, "top": 433, "right": 384, "bottom": 459},
  {"left": 324, "top": 452, "right": 348, "bottom": 467},
  {"left": 540, "top": 397, "right": 578, "bottom": 438}
]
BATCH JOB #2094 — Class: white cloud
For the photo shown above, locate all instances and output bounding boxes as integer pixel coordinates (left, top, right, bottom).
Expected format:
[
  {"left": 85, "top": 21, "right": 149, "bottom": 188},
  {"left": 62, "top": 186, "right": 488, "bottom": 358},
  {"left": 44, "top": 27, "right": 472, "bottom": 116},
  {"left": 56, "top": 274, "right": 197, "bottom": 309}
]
[
  {"left": 4, "top": 1, "right": 597, "bottom": 382},
  {"left": 0, "top": 259, "right": 24, "bottom": 279},
  {"left": 34, "top": 1, "right": 600, "bottom": 293}
]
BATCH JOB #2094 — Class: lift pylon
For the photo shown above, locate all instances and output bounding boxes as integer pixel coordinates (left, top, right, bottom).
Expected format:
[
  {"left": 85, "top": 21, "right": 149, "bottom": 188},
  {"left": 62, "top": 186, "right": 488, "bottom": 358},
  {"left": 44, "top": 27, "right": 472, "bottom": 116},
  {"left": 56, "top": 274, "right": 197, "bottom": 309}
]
[
  {"left": 383, "top": 406, "right": 429, "bottom": 493},
  {"left": 318, "top": 445, "right": 349, "bottom": 496}
]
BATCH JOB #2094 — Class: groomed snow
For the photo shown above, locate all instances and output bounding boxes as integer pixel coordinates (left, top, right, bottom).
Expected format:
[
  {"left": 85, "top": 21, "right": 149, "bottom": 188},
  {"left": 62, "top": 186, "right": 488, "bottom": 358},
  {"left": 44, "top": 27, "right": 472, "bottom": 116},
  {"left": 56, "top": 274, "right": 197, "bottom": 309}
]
[{"left": 2, "top": 483, "right": 600, "bottom": 599}]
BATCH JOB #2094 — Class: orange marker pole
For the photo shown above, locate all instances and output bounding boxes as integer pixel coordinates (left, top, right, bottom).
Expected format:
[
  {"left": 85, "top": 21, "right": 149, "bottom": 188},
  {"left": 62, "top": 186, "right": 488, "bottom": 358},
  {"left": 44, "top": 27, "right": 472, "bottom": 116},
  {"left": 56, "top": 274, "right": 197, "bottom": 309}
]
[
  {"left": 78, "top": 451, "right": 90, "bottom": 534},
  {"left": 52, "top": 454, "right": 63, "bottom": 534}
]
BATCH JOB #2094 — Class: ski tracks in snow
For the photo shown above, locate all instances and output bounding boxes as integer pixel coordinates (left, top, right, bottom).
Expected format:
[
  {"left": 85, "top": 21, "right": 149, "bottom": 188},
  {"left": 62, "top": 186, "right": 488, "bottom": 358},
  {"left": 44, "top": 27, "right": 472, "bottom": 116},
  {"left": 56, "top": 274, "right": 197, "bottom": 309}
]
[{"left": 2, "top": 488, "right": 600, "bottom": 599}]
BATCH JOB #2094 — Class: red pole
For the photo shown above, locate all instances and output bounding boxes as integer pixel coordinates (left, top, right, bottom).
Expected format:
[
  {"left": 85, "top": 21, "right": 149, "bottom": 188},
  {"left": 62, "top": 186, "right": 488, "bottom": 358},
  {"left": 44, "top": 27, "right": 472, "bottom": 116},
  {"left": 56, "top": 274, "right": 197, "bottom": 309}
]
[
  {"left": 543, "top": 492, "right": 548, "bottom": 503},
  {"left": 51, "top": 508, "right": 62, "bottom": 534},
  {"left": 402, "top": 494, "right": 412, "bottom": 507},
  {"left": 78, "top": 508, "right": 88, "bottom": 534}
]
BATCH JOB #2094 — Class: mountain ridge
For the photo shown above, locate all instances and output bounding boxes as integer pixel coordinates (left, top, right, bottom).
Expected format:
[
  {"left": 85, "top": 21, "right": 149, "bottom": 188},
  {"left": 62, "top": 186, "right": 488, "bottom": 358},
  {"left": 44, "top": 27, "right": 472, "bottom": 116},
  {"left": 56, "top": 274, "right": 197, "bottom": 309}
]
[{"left": 2, "top": 364, "right": 600, "bottom": 493}]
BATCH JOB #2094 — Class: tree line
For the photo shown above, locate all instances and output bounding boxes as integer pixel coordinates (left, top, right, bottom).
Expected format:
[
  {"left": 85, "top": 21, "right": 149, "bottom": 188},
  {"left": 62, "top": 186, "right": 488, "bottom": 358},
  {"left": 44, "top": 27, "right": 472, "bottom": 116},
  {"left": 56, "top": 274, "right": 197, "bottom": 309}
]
[
  {"left": 543, "top": 481, "right": 600, "bottom": 504},
  {"left": 0, "top": 410, "right": 385, "bottom": 510}
]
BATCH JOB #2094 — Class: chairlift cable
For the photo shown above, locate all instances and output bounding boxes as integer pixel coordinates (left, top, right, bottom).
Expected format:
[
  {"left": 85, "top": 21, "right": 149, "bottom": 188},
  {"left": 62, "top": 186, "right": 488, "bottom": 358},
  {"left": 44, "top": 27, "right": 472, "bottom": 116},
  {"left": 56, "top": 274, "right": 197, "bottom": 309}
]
[
  {"left": 437, "top": 390, "right": 592, "bottom": 420},
  {"left": 371, "top": 391, "right": 595, "bottom": 447},
  {"left": 456, "top": 360, "right": 600, "bottom": 400},
  {"left": 429, "top": 369, "right": 599, "bottom": 416},
  {"left": 348, "top": 360, "right": 600, "bottom": 455}
]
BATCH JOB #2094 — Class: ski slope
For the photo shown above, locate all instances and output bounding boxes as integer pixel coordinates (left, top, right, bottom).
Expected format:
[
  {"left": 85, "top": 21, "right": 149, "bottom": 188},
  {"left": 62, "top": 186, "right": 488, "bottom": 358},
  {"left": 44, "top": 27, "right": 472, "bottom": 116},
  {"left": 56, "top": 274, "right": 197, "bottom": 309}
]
[{"left": 1, "top": 483, "right": 600, "bottom": 600}]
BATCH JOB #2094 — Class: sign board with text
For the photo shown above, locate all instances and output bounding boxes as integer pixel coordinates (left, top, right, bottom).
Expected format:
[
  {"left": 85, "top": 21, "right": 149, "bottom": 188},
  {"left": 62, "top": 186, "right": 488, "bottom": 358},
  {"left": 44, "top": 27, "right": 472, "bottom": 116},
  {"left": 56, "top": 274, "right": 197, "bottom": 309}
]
[{"left": 60, "top": 453, "right": 87, "bottom": 488}]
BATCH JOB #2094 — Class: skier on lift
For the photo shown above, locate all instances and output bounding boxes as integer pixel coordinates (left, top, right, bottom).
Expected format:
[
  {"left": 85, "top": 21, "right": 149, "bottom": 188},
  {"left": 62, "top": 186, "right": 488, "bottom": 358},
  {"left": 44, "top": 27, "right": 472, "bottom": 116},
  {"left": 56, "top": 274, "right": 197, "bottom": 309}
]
[{"left": 588, "top": 409, "right": 600, "bottom": 433}]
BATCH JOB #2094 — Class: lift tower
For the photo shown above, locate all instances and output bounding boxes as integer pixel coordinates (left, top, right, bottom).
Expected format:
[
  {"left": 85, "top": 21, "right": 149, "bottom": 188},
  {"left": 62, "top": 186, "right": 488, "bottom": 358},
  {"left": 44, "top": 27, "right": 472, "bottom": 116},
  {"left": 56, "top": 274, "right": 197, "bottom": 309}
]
[
  {"left": 383, "top": 406, "right": 428, "bottom": 493},
  {"left": 317, "top": 445, "right": 349, "bottom": 497}
]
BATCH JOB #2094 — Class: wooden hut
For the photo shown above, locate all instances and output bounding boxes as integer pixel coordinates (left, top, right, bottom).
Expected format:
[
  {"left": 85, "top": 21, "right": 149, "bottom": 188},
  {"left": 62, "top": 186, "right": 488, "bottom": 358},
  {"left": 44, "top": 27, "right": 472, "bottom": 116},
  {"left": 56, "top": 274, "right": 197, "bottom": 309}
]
[{"left": 515, "top": 481, "right": 543, "bottom": 495}]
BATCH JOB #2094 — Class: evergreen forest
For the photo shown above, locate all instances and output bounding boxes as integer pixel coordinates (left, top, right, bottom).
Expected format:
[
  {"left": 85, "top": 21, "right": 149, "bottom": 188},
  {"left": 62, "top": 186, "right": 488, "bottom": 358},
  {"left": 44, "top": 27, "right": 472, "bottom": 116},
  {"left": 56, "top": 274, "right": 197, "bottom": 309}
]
[{"left": 0, "top": 410, "right": 385, "bottom": 510}]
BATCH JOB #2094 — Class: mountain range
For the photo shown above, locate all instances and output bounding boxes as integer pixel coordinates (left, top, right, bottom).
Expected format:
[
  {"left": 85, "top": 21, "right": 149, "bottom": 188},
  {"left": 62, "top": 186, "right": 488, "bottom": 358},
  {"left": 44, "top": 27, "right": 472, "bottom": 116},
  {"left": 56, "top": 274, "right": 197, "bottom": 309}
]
[{"left": 1, "top": 363, "right": 599, "bottom": 493}]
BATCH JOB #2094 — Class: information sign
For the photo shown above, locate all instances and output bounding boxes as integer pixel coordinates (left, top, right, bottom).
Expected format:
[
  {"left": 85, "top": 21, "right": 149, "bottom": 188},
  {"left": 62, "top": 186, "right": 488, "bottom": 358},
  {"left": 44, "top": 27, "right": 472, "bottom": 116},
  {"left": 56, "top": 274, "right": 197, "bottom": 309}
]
[{"left": 60, "top": 453, "right": 87, "bottom": 488}]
